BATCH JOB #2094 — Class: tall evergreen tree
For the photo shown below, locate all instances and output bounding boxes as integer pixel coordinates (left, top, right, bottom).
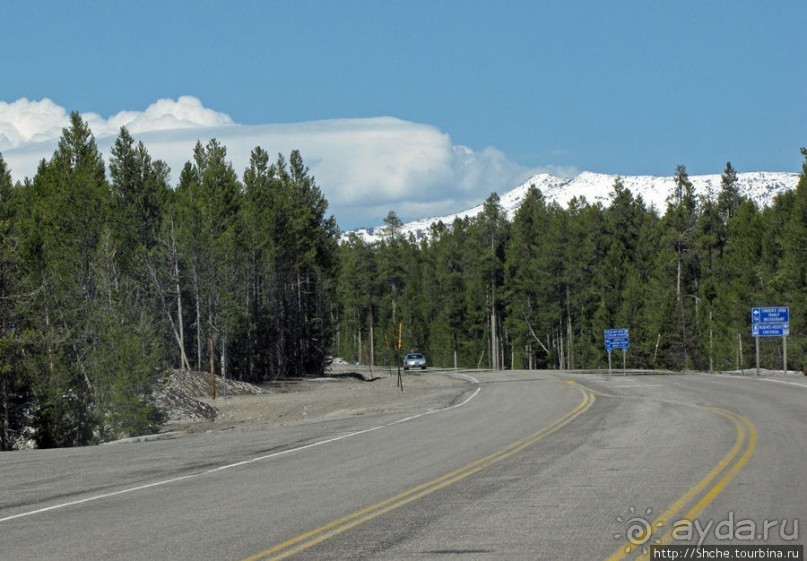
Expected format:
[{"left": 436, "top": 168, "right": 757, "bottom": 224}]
[
  {"left": 241, "top": 146, "right": 277, "bottom": 379},
  {"left": 274, "top": 150, "right": 339, "bottom": 377},
  {"left": 712, "top": 199, "right": 764, "bottom": 370},
  {"left": 473, "top": 193, "right": 508, "bottom": 369},
  {"left": 659, "top": 165, "right": 702, "bottom": 368},
  {"left": 560, "top": 197, "right": 605, "bottom": 368},
  {"left": 109, "top": 127, "right": 171, "bottom": 268},
  {"left": 777, "top": 148, "right": 807, "bottom": 369},
  {"left": 429, "top": 218, "right": 473, "bottom": 367},
  {"left": 336, "top": 233, "right": 377, "bottom": 365},
  {"left": 175, "top": 139, "right": 242, "bottom": 371},
  {"left": 377, "top": 210, "right": 409, "bottom": 350},
  {"left": 13, "top": 115, "right": 167, "bottom": 445},
  {"left": 593, "top": 179, "right": 655, "bottom": 366},
  {"left": 18, "top": 113, "right": 109, "bottom": 446},
  {"left": 717, "top": 162, "right": 741, "bottom": 226},
  {"left": 505, "top": 186, "right": 554, "bottom": 368},
  {"left": 0, "top": 152, "right": 22, "bottom": 449}
]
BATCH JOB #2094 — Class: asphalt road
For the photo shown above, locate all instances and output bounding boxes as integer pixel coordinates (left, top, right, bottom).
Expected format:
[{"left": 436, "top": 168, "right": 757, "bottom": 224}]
[{"left": 1, "top": 370, "right": 805, "bottom": 560}]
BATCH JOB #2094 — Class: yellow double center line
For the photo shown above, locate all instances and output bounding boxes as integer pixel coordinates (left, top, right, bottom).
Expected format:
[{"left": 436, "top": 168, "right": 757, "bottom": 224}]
[
  {"left": 603, "top": 394, "right": 757, "bottom": 561},
  {"left": 244, "top": 383, "right": 595, "bottom": 561}
]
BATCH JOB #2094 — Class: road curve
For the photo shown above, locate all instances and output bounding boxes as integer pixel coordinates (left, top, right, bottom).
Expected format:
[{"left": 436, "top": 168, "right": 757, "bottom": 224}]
[{"left": 1, "top": 371, "right": 804, "bottom": 560}]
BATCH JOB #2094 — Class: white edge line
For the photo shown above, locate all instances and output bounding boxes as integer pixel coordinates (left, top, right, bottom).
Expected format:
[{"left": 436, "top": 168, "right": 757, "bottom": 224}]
[
  {"left": 609, "top": 384, "right": 664, "bottom": 388},
  {"left": 0, "top": 377, "right": 482, "bottom": 523},
  {"left": 748, "top": 377, "right": 807, "bottom": 388},
  {"left": 697, "top": 372, "right": 807, "bottom": 389}
]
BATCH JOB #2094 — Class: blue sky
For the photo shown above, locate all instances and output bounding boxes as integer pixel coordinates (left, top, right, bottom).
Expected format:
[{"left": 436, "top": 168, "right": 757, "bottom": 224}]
[{"left": 1, "top": 1, "right": 805, "bottom": 228}]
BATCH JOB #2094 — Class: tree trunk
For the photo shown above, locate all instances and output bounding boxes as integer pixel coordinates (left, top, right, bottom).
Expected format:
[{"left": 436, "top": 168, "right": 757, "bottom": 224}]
[
  {"left": 0, "top": 374, "right": 8, "bottom": 450},
  {"left": 369, "top": 313, "right": 375, "bottom": 367},
  {"left": 566, "top": 285, "right": 574, "bottom": 370},
  {"left": 357, "top": 326, "right": 362, "bottom": 365},
  {"left": 208, "top": 336, "right": 216, "bottom": 399},
  {"left": 490, "top": 306, "right": 498, "bottom": 370},
  {"left": 173, "top": 229, "right": 190, "bottom": 370},
  {"left": 193, "top": 264, "right": 201, "bottom": 371}
]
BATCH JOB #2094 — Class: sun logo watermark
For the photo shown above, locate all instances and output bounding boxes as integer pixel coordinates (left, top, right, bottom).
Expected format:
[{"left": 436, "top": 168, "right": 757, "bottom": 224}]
[{"left": 614, "top": 506, "right": 664, "bottom": 554}]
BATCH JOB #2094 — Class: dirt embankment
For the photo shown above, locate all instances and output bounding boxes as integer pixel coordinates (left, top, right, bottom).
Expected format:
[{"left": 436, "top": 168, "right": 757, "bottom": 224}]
[{"left": 159, "top": 366, "right": 474, "bottom": 436}]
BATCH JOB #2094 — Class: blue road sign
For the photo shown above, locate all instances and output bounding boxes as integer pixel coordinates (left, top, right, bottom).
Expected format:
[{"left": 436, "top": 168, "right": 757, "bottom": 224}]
[
  {"left": 752, "top": 306, "right": 789, "bottom": 325},
  {"left": 751, "top": 307, "right": 790, "bottom": 337},
  {"left": 752, "top": 323, "right": 789, "bottom": 337},
  {"left": 604, "top": 328, "right": 629, "bottom": 351}
]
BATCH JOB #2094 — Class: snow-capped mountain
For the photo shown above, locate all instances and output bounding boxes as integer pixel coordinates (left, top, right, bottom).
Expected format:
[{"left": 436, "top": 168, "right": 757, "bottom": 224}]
[{"left": 346, "top": 171, "right": 800, "bottom": 244}]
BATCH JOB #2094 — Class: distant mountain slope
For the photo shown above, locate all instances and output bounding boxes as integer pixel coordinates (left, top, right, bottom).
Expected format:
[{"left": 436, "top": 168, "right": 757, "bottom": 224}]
[{"left": 347, "top": 171, "right": 799, "bottom": 244}]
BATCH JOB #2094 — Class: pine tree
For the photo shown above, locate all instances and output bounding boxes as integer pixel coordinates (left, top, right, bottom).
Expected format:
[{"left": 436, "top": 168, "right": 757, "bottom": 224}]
[
  {"left": 241, "top": 146, "right": 277, "bottom": 379},
  {"left": 16, "top": 114, "right": 169, "bottom": 444},
  {"left": 336, "top": 234, "right": 378, "bottom": 364},
  {"left": 108, "top": 126, "right": 171, "bottom": 268},
  {"left": 505, "top": 186, "right": 554, "bottom": 368},
  {"left": 377, "top": 210, "right": 409, "bottom": 349},
  {"left": 0, "top": 152, "right": 21, "bottom": 449},
  {"left": 717, "top": 162, "right": 741, "bottom": 226},
  {"left": 17, "top": 113, "right": 111, "bottom": 446},
  {"left": 593, "top": 179, "right": 657, "bottom": 367},
  {"left": 777, "top": 148, "right": 807, "bottom": 370},
  {"left": 429, "top": 217, "right": 473, "bottom": 367},
  {"left": 175, "top": 139, "right": 242, "bottom": 372},
  {"left": 659, "top": 165, "right": 701, "bottom": 368},
  {"left": 712, "top": 199, "right": 764, "bottom": 370},
  {"left": 279, "top": 150, "right": 339, "bottom": 376},
  {"left": 474, "top": 193, "right": 508, "bottom": 370},
  {"left": 562, "top": 197, "right": 605, "bottom": 368}
]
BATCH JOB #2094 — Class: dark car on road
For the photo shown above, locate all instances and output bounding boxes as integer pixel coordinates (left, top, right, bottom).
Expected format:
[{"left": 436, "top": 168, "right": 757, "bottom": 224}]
[{"left": 403, "top": 352, "right": 427, "bottom": 370}]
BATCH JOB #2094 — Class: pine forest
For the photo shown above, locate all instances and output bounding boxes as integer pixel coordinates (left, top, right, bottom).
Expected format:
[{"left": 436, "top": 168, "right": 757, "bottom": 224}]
[{"left": 1, "top": 114, "right": 805, "bottom": 449}]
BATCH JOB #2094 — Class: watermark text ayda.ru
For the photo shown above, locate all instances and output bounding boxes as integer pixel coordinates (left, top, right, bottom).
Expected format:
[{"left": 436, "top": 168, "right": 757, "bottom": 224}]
[
  {"left": 616, "top": 507, "right": 799, "bottom": 549},
  {"left": 672, "top": 513, "right": 799, "bottom": 546}
]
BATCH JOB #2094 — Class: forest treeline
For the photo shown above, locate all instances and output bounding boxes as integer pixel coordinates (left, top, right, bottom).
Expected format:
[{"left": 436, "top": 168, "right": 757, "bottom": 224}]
[
  {"left": 0, "top": 113, "right": 337, "bottom": 449},
  {"left": 339, "top": 157, "right": 806, "bottom": 378},
  {"left": 0, "top": 113, "right": 805, "bottom": 449}
]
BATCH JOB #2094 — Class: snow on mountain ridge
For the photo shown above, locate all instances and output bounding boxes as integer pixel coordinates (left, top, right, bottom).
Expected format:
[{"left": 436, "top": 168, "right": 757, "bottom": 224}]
[{"left": 347, "top": 171, "right": 800, "bottom": 244}]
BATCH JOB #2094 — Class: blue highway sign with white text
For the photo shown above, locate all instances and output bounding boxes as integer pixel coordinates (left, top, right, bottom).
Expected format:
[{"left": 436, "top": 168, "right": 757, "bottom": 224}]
[
  {"left": 604, "top": 328, "right": 629, "bottom": 351},
  {"left": 751, "top": 306, "right": 790, "bottom": 337},
  {"left": 752, "top": 307, "right": 789, "bottom": 324}
]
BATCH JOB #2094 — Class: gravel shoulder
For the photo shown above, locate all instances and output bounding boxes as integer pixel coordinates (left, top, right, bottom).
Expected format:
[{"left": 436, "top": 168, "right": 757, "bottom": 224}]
[
  {"left": 164, "top": 367, "right": 477, "bottom": 436},
  {"left": 157, "top": 366, "right": 805, "bottom": 439}
]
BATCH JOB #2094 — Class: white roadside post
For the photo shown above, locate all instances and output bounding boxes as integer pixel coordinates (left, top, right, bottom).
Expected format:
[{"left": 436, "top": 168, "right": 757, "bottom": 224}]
[{"left": 222, "top": 337, "right": 227, "bottom": 401}]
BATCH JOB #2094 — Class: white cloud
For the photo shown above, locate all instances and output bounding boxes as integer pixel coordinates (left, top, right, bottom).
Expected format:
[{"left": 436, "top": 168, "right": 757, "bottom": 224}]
[
  {"left": 0, "top": 96, "right": 234, "bottom": 151},
  {"left": 0, "top": 96, "right": 532, "bottom": 229},
  {"left": 84, "top": 95, "right": 234, "bottom": 138},
  {"left": 0, "top": 98, "right": 69, "bottom": 150}
]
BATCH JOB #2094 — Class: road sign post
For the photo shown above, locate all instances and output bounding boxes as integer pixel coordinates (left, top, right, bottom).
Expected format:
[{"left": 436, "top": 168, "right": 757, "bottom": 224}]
[
  {"left": 604, "top": 329, "right": 629, "bottom": 378},
  {"left": 751, "top": 307, "right": 790, "bottom": 376}
]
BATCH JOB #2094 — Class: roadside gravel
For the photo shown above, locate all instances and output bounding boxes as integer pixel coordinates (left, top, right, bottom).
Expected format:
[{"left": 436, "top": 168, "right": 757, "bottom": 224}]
[{"left": 165, "top": 367, "right": 477, "bottom": 436}]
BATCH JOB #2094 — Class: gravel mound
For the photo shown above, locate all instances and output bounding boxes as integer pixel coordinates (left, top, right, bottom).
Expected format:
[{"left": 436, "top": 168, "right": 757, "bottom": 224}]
[{"left": 155, "top": 370, "right": 265, "bottom": 423}]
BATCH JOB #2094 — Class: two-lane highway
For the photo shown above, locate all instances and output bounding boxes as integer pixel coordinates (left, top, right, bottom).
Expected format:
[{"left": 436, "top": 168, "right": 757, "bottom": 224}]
[{"left": 1, "top": 371, "right": 804, "bottom": 560}]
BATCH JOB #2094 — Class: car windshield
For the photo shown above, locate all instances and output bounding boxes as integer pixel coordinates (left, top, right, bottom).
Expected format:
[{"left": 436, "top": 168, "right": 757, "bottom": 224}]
[{"left": 406, "top": 354, "right": 423, "bottom": 359}]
